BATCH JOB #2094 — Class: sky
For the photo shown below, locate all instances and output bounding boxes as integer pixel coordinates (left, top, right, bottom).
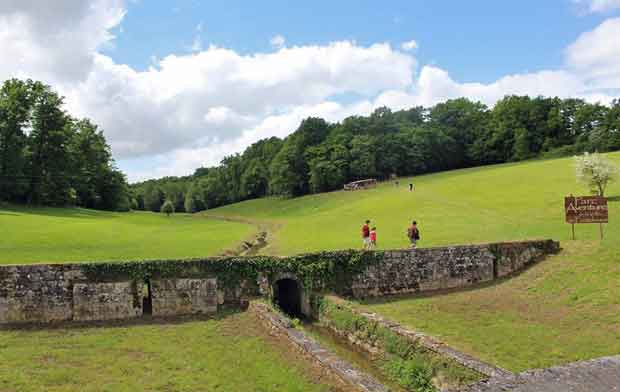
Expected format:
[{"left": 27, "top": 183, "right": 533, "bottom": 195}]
[{"left": 1, "top": 0, "right": 619, "bottom": 182}]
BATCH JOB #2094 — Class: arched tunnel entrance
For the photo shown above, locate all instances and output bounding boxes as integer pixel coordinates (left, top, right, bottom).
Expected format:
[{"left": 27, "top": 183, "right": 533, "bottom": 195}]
[{"left": 273, "top": 278, "right": 302, "bottom": 318}]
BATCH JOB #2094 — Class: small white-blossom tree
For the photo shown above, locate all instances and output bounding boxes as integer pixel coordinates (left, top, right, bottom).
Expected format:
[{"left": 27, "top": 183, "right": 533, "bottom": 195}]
[{"left": 575, "top": 152, "right": 618, "bottom": 197}]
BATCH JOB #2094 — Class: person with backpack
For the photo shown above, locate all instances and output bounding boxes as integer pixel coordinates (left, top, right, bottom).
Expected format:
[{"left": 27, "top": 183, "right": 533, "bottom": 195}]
[
  {"left": 361, "top": 220, "right": 371, "bottom": 250},
  {"left": 407, "top": 220, "right": 420, "bottom": 249}
]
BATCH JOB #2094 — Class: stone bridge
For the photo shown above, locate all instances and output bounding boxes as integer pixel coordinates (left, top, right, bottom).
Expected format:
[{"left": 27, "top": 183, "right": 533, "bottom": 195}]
[{"left": 0, "top": 240, "right": 559, "bottom": 324}]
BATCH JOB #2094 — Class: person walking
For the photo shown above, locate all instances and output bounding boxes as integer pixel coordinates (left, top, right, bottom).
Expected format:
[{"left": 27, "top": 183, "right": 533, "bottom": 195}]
[
  {"left": 361, "top": 220, "right": 371, "bottom": 250},
  {"left": 407, "top": 220, "right": 420, "bottom": 249},
  {"left": 370, "top": 227, "right": 377, "bottom": 249}
]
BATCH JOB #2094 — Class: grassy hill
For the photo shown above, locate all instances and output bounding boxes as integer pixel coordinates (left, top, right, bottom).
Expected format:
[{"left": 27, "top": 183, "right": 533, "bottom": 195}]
[
  {"left": 204, "top": 152, "right": 620, "bottom": 372},
  {"left": 1, "top": 152, "right": 619, "bottom": 376},
  {"left": 206, "top": 152, "right": 620, "bottom": 255},
  {"left": 0, "top": 206, "right": 254, "bottom": 264}
]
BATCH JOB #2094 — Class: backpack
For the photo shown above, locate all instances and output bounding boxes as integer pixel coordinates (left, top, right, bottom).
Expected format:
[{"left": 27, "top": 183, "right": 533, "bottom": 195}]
[{"left": 409, "top": 226, "right": 420, "bottom": 240}]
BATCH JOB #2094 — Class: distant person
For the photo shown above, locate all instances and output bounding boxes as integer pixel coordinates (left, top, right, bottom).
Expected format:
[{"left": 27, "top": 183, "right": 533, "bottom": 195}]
[
  {"left": 370, "top": 227, "right": 377, "bottom": 249},
  {"left": 409, "top": 183, "right": 413, "bottom": 191},
  {"left": 361, "top": 220, "right": 371, "bottom": 249},
  {"left": 407, "top": 220, "right": 420, "bottom": 249}
]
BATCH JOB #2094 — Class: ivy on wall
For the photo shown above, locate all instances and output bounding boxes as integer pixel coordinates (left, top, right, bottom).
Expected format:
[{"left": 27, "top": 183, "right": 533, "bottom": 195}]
[{"left": 80, "top": 250, "right": 385, "bottom": 293}]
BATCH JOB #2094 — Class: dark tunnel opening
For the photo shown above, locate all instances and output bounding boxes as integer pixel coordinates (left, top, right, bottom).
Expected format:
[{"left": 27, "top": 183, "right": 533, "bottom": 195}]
[{"left": 274, "top": 278, "right": 302, "bottom": 318}]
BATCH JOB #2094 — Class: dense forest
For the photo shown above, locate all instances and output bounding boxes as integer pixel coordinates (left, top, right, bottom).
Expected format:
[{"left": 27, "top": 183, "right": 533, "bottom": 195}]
[
  {"left": 132, "top": 95, "right": 620, "bottom": 213},
  {"left": 0, "top": 79, "right": 130, "bottom": 210}
]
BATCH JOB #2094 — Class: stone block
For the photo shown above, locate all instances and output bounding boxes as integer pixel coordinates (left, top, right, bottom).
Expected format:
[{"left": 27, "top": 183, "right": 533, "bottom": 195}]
[
  {"left": 151, "top": 278, "right": 217, "bottom": 317},
  {"left": 73, "top": 281, "right": 142, "bottom": 321}
]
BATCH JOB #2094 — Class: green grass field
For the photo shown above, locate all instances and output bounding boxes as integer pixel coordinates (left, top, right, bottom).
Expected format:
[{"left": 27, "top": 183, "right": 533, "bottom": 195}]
[
  {"left": 204, "top": 152, "right": 620, "bottom": 372},
  {"left": 206, "top": 152, "right": 620, "bottom": 255},
  {"left": 2, "top": 152, "right": 619, "bottom": 376},
  {"left": 355, "top": 239, "right": 620, "bottom": 372},
  {"left": 0, "top": 311, "right": 341, "bottom": 392},
  {"left": 0, "top": 206, "right": 254, "bottom": 264}
]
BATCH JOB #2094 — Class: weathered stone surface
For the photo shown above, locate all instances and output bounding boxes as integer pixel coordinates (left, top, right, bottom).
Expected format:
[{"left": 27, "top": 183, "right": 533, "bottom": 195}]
[
  {"left": 493, "top": 241, "right": 558, "bottom": 278},
  {"left": 460, "top": 355, "right": 620, "bottom": 392},
  {"left": 73, "top": 281, "right": 142, "bottom": 321},
  {"left": 0, "top": 264, "right": 85, "bottom": 323},
  {"left": 0, "top": 240, "right": 559, "bottom": 324},
  {"left": 151, "top": 278, "right": 217, "bottom": 316},
  {"left": 351, "top": 240, "right": 559, "bottom": 298}
]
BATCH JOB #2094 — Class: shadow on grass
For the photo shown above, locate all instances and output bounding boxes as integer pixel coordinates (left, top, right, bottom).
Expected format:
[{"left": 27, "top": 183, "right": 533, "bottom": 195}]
[
  {"left": 607, "top": 195, "right": 620, "bottom": 203},
  {"left": 0, "top": 204, "right": 118, "bottom": 220},
  {"left": 0, "top": 306, "right": 244, "bottom": 332}
]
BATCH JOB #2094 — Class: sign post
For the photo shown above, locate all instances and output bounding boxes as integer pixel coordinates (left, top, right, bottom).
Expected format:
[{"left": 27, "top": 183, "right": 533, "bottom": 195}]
[{"left": 564, "top": 195, "right": 608, "bottom": 240}]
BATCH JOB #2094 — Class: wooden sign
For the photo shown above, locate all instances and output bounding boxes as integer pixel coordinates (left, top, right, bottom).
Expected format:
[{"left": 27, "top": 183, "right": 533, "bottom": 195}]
[{"left": 565, "top": 196, "right": 608, "bottom": 224}]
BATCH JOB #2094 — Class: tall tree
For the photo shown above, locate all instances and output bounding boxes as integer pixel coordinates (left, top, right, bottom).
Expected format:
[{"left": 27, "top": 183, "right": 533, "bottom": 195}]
[
  {"left": 27, "top": 84, "right": 73, "bottom": 205},
  {"left": 144, "top": 184, "right": 165, "bottom": 212},
  {"left": 0, "top": 79, "right": 35, "bottom": 201},
  {"left": 69, "top": 119, "right": 113, "bottom": 208}
]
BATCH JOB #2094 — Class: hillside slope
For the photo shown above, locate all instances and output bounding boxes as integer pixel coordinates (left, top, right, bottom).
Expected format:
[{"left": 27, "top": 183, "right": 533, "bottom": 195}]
[
  {"left": 0, "top": 207, "right": 254, "bottom": 264},
  {"left": 206, "top": 152, "right": 620, "bottom": 255},
  {"left": 207, "top": 152, "right": 620, "bottom": 372}
]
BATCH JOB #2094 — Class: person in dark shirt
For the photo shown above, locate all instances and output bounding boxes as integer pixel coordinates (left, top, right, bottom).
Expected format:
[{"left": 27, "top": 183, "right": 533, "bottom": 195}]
[{"left": 407, "top": 220, "right": 420, "bottom": 249}]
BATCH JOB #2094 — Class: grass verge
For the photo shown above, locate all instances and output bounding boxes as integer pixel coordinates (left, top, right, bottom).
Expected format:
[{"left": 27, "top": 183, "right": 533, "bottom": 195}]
[{"left": 0, "top": 310, "right": 340, "bottom": 392}]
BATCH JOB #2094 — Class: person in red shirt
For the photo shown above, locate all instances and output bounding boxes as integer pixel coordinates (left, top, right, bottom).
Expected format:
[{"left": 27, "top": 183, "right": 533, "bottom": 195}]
[
  {"left": 370, "top": 227, "right": 377, "bottom": 249},
  {"left": 361, "top": 220, "right": 371, "bottom": 249}
]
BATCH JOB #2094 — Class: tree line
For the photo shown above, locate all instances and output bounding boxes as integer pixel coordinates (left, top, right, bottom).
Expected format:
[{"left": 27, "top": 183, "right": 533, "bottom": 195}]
[
  {"left": 0, "top": 79, "right": 130, "bottom": 210},
  {"left": 132, "top": 95, "right": 620, "bottom": 213}
]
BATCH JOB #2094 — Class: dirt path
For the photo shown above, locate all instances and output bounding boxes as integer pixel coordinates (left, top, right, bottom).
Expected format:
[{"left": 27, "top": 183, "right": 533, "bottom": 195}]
[{"left": 204, "top": 214, "right": 281, "bottom": 256}]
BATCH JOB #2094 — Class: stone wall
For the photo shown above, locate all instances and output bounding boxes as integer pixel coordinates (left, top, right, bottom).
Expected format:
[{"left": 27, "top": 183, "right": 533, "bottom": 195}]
[
  {"left": 73, "top": 281, "right": 142, "bottom": 321},
  {"left": 0, "top": 240, "right": 559, "bottom": 325},
  {"left": 491, "top": 241, "right": 556, "bottom": 278},
  {"left": 0, "top": 265, "right": 221, "bottom": 324},
  {"left": 350, "top": 240, "right": 559, "bottom": 298},
  {"left": 151, "top": 278, "right": 217, "bottom": 317},
  {"left": 0, "top": 264, "right": 84, "bottom": 324}
]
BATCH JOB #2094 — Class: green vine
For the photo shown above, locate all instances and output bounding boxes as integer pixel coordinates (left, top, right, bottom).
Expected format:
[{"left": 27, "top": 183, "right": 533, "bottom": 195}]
[{"left": 79, "top": 250, "right": 385, "bottom": 293}]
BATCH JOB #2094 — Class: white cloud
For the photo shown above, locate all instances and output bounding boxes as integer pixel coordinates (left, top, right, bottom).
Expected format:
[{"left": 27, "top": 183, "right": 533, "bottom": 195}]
[
  {"left": 566, "top": 17, "right": 620, "bottom": 89},
  {"left": 401, "top": 40, "right": 418, "bottom": 51},
  {"left": 0, "top": 0, "right": 125, "bottom": 82},
  {"left": 62, "top": 40, "right": 414, "bottom": 162},
  {"left": 1, "top": 1, "right": 619, "bottom": 181},
  {"left": 413, "top": 67, "right": 585, "bottom": 107},
  {"left": 270, "top": 34, "right": 286, "bottom": 49},
  {"left": 124, "top": 100, "right": 375, "bottom": 181},
  {"left": 573, "top": 0, "right": 620, "bottom": 13}
]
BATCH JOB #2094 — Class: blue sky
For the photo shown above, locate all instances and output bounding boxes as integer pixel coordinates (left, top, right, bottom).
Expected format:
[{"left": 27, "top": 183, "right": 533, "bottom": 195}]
[
  {"left": 1, "top": 0, "right": 619, "bottom": 181},
  {"left": 110, "top": 1, "right": 615, "bottom": 83}
]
